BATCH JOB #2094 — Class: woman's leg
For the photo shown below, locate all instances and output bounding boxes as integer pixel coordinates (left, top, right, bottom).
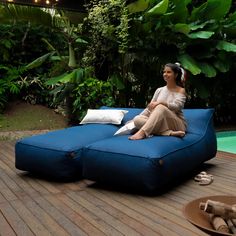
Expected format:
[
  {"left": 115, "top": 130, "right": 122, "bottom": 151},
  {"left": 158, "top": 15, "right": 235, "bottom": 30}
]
[
  {"left": 132, "top": 115, "right": 148, "bottom": 129},
  {"left": 128, "top": 115, "right": 148, "bottom": 140},
  {"left": 169, "top": 130, "right": 185, "bottom": 137},
  {"left": 143, "top": 104, "right": 186, "bottom": 136},
  {"left": 130, "top": 105, "right": 186, "bottom": 140}
]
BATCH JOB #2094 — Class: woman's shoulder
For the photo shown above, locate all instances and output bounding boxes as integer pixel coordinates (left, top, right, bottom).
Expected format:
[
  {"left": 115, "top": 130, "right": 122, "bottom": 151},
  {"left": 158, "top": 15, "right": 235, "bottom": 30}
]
[
  {"left": 165, "top": 86, "right": 185, "bottom": 95},
  {"left": 157, "top": 86, "right": 165, "bottom": 90},
  {"left": 154, "top": 86, "right": 165, "bottom": 93},
  {"left": 175, "top": 86, "right": 186, "bottom": 95}
]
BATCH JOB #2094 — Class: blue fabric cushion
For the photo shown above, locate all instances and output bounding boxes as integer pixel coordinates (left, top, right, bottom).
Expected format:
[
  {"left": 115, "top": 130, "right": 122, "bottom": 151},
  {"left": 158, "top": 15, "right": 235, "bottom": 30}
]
[
  {"left": 184, "top": 108, "right": 214, "bottom": 135},
  {"left": 82, "top": 108, "right": 217, "bottom": 191},
  {"left": 15, "top": 124, "right": 118, "bottom": 180}
]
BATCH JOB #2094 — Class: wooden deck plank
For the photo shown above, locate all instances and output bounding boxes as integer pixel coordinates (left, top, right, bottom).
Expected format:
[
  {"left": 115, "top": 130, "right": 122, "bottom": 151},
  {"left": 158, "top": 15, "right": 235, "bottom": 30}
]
[
  {"left": 1, "top": 141, "right": 236, "bottom": 236},
  {"left": 10, "top": 199, "right": 52, "bottom": 236},
  {"left": 0, "top": 164, "right": 27, "bottom": 199},
  {"left": 87, "top": 189, "right": 180, "bottom": 236},
  {"left": 103, "top": 190, "right": 199, "bottom": 236},
  {"left": 33, "top": 195, "right": 88, "bottom": 236},
  {"left": 0, "top": 178, "right": 18, "bottom": 202},
  {"left": 21, "top": 195, "right": 70, "bottom": 236},
  {"left": 90, "top": 188, "right": 204, "bottom": 235},
  {"left": 0, "top": 202, "right": 34, "bottom": 236},
  {"left": 137, "top": 195, "right": 203, "bottom": 234},
  {"left": 0, "top": 210, "right": 16, "bottom": 236},
  {"left": 58, "top": 192, "right": 123, "bottom": 236},
  {"left": 83, "top": 188, "right": 159, "bottom": 236},
  {"left": 45, "top": 193, "right": 106, "bottom": 236},
  {"left": 67, "top": 191, "right": 132, "bottom": 236}
]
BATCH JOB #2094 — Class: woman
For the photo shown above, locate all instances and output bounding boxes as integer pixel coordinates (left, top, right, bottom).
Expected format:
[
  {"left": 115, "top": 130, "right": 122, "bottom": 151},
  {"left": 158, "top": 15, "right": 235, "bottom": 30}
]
[{"left": 129, "top": 63, "right": 187, "bottom": 140}]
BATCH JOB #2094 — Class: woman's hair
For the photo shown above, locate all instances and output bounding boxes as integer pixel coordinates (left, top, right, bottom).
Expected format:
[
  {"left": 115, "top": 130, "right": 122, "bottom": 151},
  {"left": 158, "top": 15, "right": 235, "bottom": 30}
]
[{"left": 164, "top": 63, "right": 186, "bottom": 87}]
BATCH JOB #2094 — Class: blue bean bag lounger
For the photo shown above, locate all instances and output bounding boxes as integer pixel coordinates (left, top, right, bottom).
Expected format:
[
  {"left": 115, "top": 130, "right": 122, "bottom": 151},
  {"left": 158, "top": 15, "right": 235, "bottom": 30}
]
[
  {"left": 15, "top": 108, "right": 135, "bottom": 180},
  {"left": 82, "top": 108, "right": 217, "bottom": 191},
  {"left": 15, "top": 107, "right": 216, "bottom": 191},
  {"left": 15, "top": 124, "right": 119, "bottom": 180}
]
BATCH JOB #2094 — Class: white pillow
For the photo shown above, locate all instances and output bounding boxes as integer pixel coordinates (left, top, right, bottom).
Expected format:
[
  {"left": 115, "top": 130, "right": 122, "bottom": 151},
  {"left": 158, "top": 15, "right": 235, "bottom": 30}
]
[
  {"left": 80, "top": 109, "right": 128, "bottom": 125},
  {"left": 114, "top": 121, "right": 136, "bottom": 135}
]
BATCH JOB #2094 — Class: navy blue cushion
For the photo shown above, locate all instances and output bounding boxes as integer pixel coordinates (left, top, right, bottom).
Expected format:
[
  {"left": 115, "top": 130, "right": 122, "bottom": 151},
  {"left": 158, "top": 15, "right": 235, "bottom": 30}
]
[
  {"left": 184, "top": 108, "right": 214, "bottom": 135},
  {"left": 15, "top": 124, "right": 118, "bottom": 180},
  {"left": 82, "top": 108, "right": 217, "bottom": 191}
]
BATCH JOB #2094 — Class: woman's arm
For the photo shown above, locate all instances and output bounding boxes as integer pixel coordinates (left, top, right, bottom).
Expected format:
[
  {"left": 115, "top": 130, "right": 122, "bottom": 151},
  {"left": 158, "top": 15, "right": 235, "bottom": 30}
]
[{"left": 167, "top": 93, "right": 186, "bottom": 111}]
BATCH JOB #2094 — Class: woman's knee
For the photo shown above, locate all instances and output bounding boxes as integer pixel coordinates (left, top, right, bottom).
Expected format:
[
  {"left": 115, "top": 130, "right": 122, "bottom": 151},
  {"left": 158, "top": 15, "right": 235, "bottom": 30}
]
[
  {"left": 133, "top": 115, "right": 142, "bottom": 125},
  {"left": 152, "top": 104, "right": 170, "bottom": 114},
  {"left": 154, "top": 104, "right": 168, "bottom": 111},
  {"left": 133, "top": 115, "right": 146, "bottom": 129}
]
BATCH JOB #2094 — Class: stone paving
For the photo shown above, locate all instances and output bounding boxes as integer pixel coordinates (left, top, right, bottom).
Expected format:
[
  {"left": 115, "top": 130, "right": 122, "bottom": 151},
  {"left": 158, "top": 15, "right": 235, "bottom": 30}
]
[{"left": 0, "top": 130, "right": 50, "bottom": 141}]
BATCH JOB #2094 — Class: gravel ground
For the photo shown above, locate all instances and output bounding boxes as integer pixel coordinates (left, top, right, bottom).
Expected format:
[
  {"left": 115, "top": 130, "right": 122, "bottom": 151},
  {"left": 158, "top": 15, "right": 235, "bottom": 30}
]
[{"left": 0, "top": 130, "right": 50, "bottom": 141}]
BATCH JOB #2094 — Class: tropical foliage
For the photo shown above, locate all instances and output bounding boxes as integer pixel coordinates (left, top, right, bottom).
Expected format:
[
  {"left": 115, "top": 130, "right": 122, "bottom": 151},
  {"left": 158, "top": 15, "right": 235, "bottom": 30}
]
[
  {"left": 125, "top": 0, "right": 236, "bottom": 109},
  {"left": 0, "top": 0, "right": 236, "bottom": 125}
]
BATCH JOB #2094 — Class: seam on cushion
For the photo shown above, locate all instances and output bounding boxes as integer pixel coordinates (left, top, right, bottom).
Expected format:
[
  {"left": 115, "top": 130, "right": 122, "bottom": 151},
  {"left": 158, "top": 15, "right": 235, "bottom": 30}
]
[
  {"left": 82, "top": 149, "right": 163, "bottom": 171},
  {"left": 16, "top": 142, "right": 81, "bottom": 153},
  {"left": 83, "top": 147, "right": 158, "bottom": 159}
]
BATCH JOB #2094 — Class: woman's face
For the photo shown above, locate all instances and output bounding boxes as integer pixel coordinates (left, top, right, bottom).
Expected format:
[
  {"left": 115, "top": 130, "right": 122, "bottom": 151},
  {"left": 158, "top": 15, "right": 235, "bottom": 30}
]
[{"left": 163, "top": 66, "right": 177, "bottom": 83}]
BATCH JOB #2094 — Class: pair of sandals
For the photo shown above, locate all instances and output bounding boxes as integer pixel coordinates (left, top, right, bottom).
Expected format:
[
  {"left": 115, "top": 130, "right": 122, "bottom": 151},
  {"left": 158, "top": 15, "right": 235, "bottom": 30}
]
[{"left": 194, "top": 171, "right": 214, "bottom": 186}]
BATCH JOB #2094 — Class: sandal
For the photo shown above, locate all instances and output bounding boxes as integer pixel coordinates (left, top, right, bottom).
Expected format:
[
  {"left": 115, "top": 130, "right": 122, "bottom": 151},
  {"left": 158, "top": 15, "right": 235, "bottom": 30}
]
[
  {"left": 194, "top": 171, "right": 214, "bottom": 186},
  {"left": 198, "top": 175, "right": 214, "bottom": 185},
  {"left": 194, "top": 171, "right": 208, "bottom": 181}
]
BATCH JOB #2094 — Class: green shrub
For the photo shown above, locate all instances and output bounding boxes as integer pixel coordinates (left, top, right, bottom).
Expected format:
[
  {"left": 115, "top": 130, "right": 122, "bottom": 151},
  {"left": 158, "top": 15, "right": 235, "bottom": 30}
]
[{"left": 72, "top": 77, "right": 115, "bottom": 123}]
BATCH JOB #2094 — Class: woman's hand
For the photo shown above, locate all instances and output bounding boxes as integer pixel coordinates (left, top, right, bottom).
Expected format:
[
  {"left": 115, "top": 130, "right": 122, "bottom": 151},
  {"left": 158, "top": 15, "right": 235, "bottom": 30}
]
[
  {"left": 147, "top": 102, "right": 159, "bottom": 111},
  {"left": 147, "top": 101, "right": 167, "bottom": 111}
]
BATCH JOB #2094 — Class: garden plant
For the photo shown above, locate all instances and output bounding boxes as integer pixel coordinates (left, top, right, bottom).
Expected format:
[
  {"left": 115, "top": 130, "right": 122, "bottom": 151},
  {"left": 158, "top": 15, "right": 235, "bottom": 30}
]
[{"left": 0, "top": 0, "right": 235, "bottom": 126}]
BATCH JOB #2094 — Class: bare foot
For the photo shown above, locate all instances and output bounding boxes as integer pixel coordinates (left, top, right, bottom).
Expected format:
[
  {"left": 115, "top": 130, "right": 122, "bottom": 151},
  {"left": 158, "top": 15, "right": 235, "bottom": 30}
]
[
  {"left": 170, "top": 131, "right": 185, "bottom": 137},
  {"left": 129, "top": 130, "right": 146, "bottom": 140}
]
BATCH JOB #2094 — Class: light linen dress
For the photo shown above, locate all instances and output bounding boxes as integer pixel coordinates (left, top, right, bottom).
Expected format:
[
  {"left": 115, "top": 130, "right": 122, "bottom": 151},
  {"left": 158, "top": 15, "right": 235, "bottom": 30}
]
[{"left": 133, "top": 86, "right": 187, "bottom": 136}]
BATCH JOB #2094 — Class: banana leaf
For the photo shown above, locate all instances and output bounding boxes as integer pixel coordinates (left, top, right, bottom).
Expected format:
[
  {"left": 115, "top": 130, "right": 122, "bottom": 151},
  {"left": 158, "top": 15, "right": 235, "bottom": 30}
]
[
  {"left": 146, "top": 0, "right": 168, "bottom": 16},
  {"left": 213, "top": 60, "right": 230, "bottom": 73},
  {"left": 216, "top": 41, "right": 236, "bottom": 52},
  {"left": 178, "top": 54, "right": 201, "bottom": 75},
  {"left": 45, "top": 72, "right": 73, "bottom": 85},
  {"left": 170, "top": 0, "right": 188, "bottom": 23},
  {"left": 25, "top": 52, "right": 55, "bottom": 70},
  {"left": 188, "top": 31, "right": 215, "bottom": 39},
  {"left": 197, "top": 62, "right": 216, "bottom": 77},
  {"left": 127, "top": 0, "right": 149, "bottom": 13},
  {"left": 109, "top": 74, "right": 125, "bottom": 90},
  {"left": 191, "top": 0, "right": 232, "bottom": 21},
  {"left": 173, "top": 23, "right": 190, "bottom": 35}
]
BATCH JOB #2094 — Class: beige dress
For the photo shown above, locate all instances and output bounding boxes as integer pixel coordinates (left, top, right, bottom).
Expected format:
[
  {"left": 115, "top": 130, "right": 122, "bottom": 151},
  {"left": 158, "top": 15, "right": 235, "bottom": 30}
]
[{"left": 133, "top": 86, "right": 187, "bottom": 136}]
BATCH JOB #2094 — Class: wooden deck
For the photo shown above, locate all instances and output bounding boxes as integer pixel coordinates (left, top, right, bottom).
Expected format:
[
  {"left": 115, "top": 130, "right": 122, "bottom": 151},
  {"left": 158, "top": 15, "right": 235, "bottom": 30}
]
[{"left": 1, "top": 141, "right": 236, "bottom": 236}]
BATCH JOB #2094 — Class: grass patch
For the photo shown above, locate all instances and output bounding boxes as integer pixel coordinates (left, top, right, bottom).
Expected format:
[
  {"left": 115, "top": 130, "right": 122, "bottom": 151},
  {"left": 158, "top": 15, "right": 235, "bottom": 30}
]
[{"left": 0, "top": 101, "right": 68, "bottom": 131}]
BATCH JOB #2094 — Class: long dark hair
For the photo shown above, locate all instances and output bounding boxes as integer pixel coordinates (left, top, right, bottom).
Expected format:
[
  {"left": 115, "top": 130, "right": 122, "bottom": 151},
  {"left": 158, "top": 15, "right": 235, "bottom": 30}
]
[{"left": 165, "top": 63, "right": 186, "bottom": 87}]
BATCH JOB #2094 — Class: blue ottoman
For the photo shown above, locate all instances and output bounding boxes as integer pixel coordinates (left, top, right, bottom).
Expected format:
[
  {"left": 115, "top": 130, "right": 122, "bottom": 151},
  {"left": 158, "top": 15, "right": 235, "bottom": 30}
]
[{"left": 82, "top": 109, "right": 217, "bottom": 191}]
